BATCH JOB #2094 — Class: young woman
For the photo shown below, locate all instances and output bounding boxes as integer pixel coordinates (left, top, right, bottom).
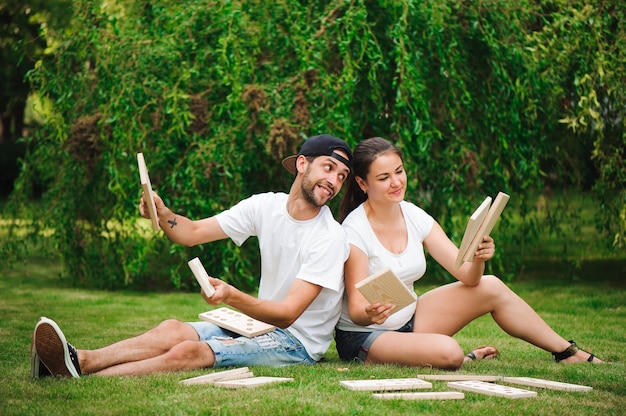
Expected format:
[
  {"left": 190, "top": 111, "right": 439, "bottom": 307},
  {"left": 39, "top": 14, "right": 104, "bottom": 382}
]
[{"left": 334, "top": 137, "right": 601, "bottom": 370}]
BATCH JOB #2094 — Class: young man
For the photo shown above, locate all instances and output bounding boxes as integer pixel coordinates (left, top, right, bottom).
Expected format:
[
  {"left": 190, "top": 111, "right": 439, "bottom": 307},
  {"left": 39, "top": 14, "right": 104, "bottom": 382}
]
[{"left": 31, "top": 134, "right": 353, "bottom": 377}]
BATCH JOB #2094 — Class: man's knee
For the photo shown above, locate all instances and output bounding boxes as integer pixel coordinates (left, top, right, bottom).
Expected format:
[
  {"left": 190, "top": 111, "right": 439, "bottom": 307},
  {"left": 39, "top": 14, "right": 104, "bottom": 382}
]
[
  {"left": 154, "top": 319, "right": 198, "bottom": 341},
  {"left": 165, "top": 340, "right": 215, "bottom": 369}
]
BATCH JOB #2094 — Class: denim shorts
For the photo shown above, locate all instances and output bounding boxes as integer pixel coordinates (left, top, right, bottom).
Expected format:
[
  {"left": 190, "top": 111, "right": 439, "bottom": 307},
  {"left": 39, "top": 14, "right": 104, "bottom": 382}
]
[
  {"left": 187, "top": 321, "right": 315, "bottom": 368},
  {"left": 334, "top": 315, "right": 415, "bottom": 363}
]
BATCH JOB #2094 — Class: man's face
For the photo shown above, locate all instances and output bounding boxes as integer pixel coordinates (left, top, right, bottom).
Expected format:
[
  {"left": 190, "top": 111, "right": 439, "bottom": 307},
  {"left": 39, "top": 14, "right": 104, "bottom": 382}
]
[{"left": 300, "top": 151, "right": 351, "bottom": 207}]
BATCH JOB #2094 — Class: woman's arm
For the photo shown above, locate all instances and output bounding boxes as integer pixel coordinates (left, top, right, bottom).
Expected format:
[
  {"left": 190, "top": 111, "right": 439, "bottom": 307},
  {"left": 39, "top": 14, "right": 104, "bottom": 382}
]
[{"left": 344, "top": 245, "right": 395, "bottom": 326}]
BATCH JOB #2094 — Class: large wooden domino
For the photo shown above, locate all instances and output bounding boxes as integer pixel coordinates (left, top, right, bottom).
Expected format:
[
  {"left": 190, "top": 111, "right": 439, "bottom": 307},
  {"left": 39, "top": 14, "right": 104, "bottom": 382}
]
[
  {"left": 180, "top": 367, "right": 253, "bottom": 385},
  {"left": 188, "top": 257, "right": 216, "bottom": 298},
  {"left": 214, "top": 376, "right": 294, "bottom": 388},
  {"left": 417, "top": 374, "right": 502, "bottom": 382},
  {"left": 355, "top": 268, "right": 417, "bottom": 315},
  {"left": 502, "top": 377, "right": 593, "bottom": 392},
  {"left": 373, "top": 391, "right": 465, "bottom": 400},
  {"left": 454, "top": 196, "right": 491, "bottom": 269},
  {"left": 137, "top": 153, "right": 160, "bottom": 232},
  {"left": 462, "top": 192, "right": 510, "bottom": 263},
  {"left": 198, "top": 307, "right": 276, "bottom": 338},
  {"left": 340, "top": 378, "right": 432, "bottom": 391},
  {"left": 448, "top": 380, "right": 537, "bottom": 399}
]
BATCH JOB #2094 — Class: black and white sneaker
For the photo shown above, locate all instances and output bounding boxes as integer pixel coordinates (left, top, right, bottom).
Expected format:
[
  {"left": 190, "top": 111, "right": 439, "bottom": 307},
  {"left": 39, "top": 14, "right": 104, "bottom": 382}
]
[{"left": 34, "top": 317, "right": 82, "bottom": 378}]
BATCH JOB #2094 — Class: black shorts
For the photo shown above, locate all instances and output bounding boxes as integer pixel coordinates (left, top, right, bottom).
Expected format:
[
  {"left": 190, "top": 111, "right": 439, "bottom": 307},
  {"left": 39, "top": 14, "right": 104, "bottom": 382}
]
[{"left": 334, "top": 315, "right": 415, "bottom": 362}]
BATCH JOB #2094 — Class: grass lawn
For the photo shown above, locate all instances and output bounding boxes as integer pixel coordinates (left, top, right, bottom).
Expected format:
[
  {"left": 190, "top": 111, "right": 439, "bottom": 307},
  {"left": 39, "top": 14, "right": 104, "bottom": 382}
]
[
  {"left": 1, "top": 252, "right": 624, "bottom": 415},
  {"left": 1, "top": 189, "right": 625, "bottom": 415}
]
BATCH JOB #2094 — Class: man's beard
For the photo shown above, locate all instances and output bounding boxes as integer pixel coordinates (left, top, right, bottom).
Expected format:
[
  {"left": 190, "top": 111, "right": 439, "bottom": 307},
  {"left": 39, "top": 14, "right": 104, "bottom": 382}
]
[{"left": 301, "top": 167, "right": 332, "bottom": 208}]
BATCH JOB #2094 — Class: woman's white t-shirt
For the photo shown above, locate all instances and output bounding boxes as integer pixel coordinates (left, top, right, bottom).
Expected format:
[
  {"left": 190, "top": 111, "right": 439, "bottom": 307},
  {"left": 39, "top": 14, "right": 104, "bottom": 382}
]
[{"left": 337, "top": 200, "right": 434, "bottom": 331}]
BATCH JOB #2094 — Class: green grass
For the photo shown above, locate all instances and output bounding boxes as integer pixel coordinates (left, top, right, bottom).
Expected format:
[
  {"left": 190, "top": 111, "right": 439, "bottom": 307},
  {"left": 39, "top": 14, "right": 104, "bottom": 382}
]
[
  {"left": 1, "top": 252, "right": 625, "bottom": 415},
  {"left": 1, "top": 190, "right": 625, "bottom": 415}
]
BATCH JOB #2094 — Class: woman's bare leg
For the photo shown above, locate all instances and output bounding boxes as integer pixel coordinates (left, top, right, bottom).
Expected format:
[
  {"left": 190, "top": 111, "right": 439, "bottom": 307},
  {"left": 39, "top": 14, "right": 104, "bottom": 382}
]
[
  {"left": 365, "top": 331, "right": 466, "bottom": 369},
  {"left": 412, "top": 275, "right": 600, "bottom": 363}
]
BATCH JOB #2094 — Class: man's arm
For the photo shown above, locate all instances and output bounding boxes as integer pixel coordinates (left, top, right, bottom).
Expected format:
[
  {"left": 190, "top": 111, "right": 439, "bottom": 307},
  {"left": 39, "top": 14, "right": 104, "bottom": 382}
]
[
  {"left": 139, "top": 191, "right": 228, "bottom": 246},
  {"left": 203, "top": 277, "right": 322, "bottom": 328}
]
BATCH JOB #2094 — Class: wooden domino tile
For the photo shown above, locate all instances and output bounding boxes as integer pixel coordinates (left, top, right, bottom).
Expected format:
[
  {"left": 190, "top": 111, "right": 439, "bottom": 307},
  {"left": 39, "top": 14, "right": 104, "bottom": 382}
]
[
  {"left": 448, "top": 380, "right": 537, "bottom": 399},
  {"left": 179, "top": 367, "right": 254, "bottom": 385},
  {"left": 373, "top": 391, "right": 465, "bottom": 400},
  {"left": 340, "top": 378, "right": 432, "bottom": 391},
  {"left": 198, "top": 307, "right": 276, "bottom": 338},
  {"left": 214, "top": 376, "right": 294, "bottom": 388},
  {"left": 417, "top": 374, "right": 502, "bottom": 382},
  {"left": 137, "top": 153, "right": 160, "bottom": 232},
  {"left": 188, "top": 257, "right": 216, "bottom": 298},
  {"left": 502, "top": 377, "right": 593, "bottom": 392}
]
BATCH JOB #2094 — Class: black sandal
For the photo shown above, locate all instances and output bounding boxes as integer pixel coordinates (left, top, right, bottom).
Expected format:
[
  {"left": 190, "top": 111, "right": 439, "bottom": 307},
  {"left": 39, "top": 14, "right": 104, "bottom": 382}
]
[{"left": 553, "top": 340, "right": 596, "bottom": 363}]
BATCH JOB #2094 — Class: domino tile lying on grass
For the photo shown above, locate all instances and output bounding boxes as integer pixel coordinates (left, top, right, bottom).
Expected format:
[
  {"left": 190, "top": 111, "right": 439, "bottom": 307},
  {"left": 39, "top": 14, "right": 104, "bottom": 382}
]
[
  {"left": 416, "top": 374, "right": 502, "bottom": 382},
  {"left": 179, "top": 367, "right": 254, "bottom": 385},
  {"left": 373, "top": 392, "right": 465, "bottom": 401},
  {"left": 214, "top": 376, "right": 294, "bottom": 388},
  {"left": 340, "top": 378, "right": 432, "bottom": 391},
  {"left": 502, "top": 377, "right": 593, "bottom": 392},
  {"left": 448, "top": 380, "right": 537, "bottom": 399}
]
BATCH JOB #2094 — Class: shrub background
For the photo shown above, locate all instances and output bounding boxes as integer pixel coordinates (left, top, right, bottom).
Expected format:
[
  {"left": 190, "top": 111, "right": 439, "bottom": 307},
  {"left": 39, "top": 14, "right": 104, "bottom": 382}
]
[{"left": 3, "top": 0, "right": 624, "bottom": 289}]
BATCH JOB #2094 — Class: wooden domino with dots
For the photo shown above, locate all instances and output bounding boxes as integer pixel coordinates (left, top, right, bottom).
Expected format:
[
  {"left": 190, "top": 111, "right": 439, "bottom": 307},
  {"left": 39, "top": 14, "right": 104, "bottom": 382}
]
[
  {"left": 502, "top": 377, "right": 592, "bottom": 392},
  {"left": 198, "top": 307, "right": 276, "bottom": 338}
]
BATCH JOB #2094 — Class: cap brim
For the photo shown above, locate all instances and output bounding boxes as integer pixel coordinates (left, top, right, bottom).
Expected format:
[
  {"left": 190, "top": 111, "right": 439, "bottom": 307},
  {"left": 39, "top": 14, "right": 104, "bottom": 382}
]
[{"left": 281, "top": 155, "right": 298, "bottom": 175}]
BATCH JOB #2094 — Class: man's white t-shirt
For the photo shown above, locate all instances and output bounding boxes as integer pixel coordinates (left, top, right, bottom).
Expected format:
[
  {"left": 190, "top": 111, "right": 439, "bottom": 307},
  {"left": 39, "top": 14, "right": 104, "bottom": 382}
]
[
  {"left": 215, "top": 192, "right": 348, "bottom": 361},
  {"left": 337, "top": 200, "right": 434, "bottom": 332}
]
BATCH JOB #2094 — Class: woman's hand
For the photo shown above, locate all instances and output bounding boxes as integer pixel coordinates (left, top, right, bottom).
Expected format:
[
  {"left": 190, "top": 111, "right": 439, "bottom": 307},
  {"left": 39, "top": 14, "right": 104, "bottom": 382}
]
[
  {"left": 473, "top": 235, "right": 495, "bottom": 262},
  {"left": 365, "top": 302, "right": 395, "bottom": 325}
]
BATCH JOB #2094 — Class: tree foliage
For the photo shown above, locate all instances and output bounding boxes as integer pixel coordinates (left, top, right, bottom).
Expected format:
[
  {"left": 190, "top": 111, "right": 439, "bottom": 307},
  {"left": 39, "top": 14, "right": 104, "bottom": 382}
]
[{"left": 3, "top": 0, "right": 624, "bottom": 289}]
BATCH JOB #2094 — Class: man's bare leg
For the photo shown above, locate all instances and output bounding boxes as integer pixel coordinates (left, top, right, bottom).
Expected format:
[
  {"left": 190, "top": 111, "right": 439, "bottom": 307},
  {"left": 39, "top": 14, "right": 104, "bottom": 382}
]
[{"left": 79, "top": 319, "right": 202, "bottom": 374}]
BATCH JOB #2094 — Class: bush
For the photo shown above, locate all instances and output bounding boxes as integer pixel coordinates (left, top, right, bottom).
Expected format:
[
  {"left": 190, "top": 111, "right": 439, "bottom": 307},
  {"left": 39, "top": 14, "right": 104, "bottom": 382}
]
[{"left": 3, "top": 0, "right": 624, "bottom": 289}]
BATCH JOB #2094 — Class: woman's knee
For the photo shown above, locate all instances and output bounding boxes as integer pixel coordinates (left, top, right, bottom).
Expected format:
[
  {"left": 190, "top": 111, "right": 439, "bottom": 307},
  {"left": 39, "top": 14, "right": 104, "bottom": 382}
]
[
  {"left": 479, "top": 275, "right": 509, "bottom": 296},
  {"left": 434, "top": 339, "right": 465, "bottom": 370}
]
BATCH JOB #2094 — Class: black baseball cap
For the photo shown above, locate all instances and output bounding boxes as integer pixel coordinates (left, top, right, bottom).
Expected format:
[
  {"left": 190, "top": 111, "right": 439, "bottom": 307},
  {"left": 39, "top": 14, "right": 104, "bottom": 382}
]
[{"left": 281, "top": 134, "right": 353, "bottom": 175}]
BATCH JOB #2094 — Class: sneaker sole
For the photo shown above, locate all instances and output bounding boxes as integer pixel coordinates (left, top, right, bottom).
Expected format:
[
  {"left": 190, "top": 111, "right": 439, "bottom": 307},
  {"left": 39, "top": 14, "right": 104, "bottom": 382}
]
[
  {"left": 31, "top": 323, "right": 52, "bottom": 378},
  {"left": 34, "top": 317, "right": 80, "bottom": 378}
]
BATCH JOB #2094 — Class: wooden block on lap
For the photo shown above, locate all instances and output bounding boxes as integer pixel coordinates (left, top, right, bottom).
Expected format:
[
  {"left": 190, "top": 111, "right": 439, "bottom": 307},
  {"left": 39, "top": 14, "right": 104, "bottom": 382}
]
[
  {"left": 214, "top": 376, "right": 294, "bottom": 388},
  {"left": 448, "top": 380, "right": 537, "bottom": 399},
  {"left": 180, "top": 367, "right": 253, "bottom": 385},
  {"left": 340, "top": 378, "right": 432, "bottom": 391},
  {"left": 502, "top": 377, "right": 593, "bottom": 392},
  {"left": 417, "top": 374, "right": 502, "bottom": 382},
  {"left": 355, "top": 268, "right": 417, "bottom": 315},
  {"left": 188, "top": 257, "right": 216, "bottom": 298},
  {"left": 137, "top": 153, "right": 160, "bottom": 232},
  {"left": 373, "top": 391, "right": 465, "bottom": 400},
  {"left": 198, "top": 307, "right": 276, "bottom": 338}
]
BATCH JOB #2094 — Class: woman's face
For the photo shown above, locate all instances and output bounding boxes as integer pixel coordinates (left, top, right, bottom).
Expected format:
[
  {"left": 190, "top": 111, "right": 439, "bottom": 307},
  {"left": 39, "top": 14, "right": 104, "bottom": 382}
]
[{"left": 359, "top": 152, "right": 406, "bottom": 204}]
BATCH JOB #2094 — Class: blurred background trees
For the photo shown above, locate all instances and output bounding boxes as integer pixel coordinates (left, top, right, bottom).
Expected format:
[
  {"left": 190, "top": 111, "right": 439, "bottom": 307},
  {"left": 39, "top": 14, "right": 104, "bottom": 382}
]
[{"left": 1, "top": 0, "right": 624, "bottom": 289}]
